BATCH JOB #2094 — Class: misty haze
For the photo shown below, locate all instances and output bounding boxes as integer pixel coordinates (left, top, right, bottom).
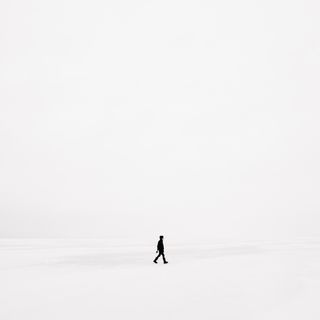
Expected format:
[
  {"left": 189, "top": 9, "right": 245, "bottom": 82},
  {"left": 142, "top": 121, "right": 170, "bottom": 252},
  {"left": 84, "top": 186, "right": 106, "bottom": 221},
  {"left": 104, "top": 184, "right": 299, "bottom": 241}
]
[{"left": 1, "top": 0, "right": 320, "bottom": 319}]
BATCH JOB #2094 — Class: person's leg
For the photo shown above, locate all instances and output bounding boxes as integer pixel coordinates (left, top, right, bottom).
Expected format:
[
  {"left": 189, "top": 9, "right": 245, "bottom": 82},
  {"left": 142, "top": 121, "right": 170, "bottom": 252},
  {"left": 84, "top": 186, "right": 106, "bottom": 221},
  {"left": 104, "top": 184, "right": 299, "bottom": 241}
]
[
  {"left": 161, "top": 252, "right": 167, "bottom": 263},
  {"left": 154, "top": 252, "right": 161, "bottom": 263}
]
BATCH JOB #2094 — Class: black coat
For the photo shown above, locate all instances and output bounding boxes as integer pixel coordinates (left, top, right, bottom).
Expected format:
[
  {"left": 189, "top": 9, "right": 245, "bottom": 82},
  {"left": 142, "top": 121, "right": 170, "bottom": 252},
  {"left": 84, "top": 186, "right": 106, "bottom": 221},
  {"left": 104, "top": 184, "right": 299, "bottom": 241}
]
[{"left": 157, "top": 240, "right": 164, "bottom": 253}]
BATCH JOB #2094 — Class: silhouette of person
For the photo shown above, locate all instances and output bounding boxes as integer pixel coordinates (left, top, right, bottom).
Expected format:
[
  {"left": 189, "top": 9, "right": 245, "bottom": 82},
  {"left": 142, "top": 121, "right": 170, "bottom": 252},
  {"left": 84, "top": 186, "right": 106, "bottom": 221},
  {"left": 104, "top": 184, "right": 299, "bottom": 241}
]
[{"left": 153, "top": 235, "right": 168, "bottom": 264}]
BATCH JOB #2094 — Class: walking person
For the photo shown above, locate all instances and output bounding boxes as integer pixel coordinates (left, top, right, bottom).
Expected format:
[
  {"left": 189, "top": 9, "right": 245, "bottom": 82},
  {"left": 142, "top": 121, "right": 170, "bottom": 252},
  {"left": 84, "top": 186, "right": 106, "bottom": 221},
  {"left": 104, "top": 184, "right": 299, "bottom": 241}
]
[{"left": 153, "top": 235, "right": 168, "bottom": 264}]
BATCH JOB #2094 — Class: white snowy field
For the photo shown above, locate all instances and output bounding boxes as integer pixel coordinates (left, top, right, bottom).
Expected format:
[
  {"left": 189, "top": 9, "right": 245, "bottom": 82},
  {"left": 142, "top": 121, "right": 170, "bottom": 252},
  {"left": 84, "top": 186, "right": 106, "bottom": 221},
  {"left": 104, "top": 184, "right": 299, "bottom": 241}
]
[{"left": 1, "top": 239, "right": 320, "bottom": 320}]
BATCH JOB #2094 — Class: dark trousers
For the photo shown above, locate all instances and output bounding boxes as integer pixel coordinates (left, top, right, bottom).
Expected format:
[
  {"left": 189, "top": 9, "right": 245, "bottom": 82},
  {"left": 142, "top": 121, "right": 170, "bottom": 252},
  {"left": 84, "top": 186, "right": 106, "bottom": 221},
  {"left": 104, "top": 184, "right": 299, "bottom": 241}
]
[{"left": 154, "top": 251, "right": 167, "bottom": 263}]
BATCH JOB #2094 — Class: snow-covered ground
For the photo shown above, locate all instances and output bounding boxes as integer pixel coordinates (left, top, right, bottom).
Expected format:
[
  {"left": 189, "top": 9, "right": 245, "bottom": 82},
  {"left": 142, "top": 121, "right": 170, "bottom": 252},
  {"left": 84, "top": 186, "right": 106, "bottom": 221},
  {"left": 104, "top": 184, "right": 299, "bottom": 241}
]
[{"left": 1, "top": 239, "right": 320, "bottom": 320}]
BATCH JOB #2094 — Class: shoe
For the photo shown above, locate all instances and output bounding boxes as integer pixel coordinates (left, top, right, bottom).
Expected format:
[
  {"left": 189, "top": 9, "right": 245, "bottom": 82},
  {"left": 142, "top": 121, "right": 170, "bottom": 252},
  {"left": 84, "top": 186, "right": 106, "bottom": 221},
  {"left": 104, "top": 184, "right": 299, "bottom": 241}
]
[
  {"left": 164, "top": 261, "right": 168, "bottom": 264},
  {"left": 153, "top": 260, "right": 157, "bottom": 264}
]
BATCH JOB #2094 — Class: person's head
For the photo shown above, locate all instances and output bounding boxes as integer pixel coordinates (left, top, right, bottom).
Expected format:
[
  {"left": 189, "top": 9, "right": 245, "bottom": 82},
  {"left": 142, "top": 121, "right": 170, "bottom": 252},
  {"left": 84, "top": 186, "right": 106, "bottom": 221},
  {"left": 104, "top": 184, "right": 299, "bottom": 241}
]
[{"left": 160, "top": 235, "right": 164, "bottom": 239}]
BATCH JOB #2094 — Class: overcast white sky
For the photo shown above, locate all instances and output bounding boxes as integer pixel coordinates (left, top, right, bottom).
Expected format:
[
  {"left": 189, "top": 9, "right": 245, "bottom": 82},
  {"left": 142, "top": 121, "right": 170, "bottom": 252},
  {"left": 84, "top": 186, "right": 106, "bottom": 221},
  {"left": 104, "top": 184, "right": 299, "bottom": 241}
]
[{"left": 0, "top": 0, "right": 319, "bottom": 241}]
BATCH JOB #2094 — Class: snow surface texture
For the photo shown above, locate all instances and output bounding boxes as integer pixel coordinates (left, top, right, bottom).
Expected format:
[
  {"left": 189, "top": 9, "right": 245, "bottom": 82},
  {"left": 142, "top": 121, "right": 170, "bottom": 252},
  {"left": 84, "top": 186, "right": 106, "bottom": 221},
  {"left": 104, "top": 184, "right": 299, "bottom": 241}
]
[{"left": 1, "top": 239, "right": 320, "bottom": 320}]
